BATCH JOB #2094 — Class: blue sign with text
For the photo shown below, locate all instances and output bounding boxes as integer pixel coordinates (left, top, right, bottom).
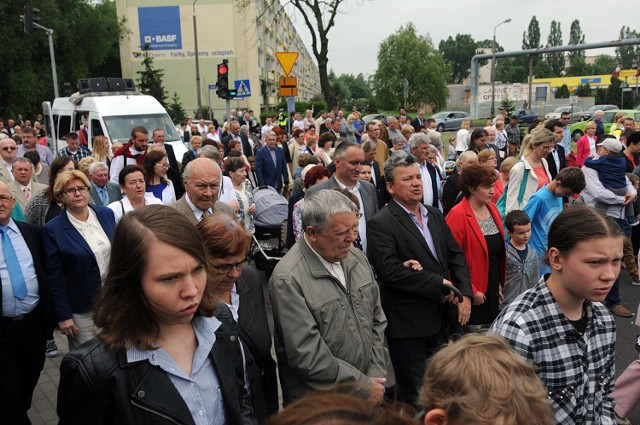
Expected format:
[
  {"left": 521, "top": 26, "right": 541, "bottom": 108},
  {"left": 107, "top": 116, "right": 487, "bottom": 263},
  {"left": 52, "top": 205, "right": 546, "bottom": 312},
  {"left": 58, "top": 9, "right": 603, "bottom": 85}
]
[
  {"left": 234, "top": 80, "right": 251, "bottom": 99},
  {"left": 138, "top": 6, "right": 182, "bottom": 50}
]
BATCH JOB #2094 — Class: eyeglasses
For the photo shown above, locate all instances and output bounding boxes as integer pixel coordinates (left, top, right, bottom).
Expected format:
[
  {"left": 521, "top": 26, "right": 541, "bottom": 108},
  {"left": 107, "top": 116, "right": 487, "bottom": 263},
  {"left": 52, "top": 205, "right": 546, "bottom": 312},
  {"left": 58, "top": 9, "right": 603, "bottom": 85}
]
[
  {"left": 0, "top": 195, "right": 14, "bottom": 204},
  {"left": 155, "top": 163, "right": 170, "bottom": 170},
  {"left": 62, "top": 186, "right": 90, "bottom": 195},
  {"left": 211, "top": 257, "right": 250, "bottom": 273},
  {"left": 2, "top": 147, "right": 17, "bottom": 151}
]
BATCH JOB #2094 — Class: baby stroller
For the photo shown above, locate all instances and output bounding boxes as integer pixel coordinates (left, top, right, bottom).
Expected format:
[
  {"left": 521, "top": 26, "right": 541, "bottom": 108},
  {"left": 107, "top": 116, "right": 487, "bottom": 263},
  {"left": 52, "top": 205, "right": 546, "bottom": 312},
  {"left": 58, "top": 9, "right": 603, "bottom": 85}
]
[{"left": 251, "top": 186, "right": 288, "bottom": 278}]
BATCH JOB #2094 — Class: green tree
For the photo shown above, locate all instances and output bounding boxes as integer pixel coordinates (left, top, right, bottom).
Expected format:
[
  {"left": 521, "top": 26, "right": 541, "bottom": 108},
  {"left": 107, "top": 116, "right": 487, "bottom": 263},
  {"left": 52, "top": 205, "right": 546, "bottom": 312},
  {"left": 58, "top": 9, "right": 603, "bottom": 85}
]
[
  {"left": 574, "top": 83, "right": 592, "bottom": 97},
  {"left": 167, "top": 92, "right": 186, "bottom": 123},
  {"left": 591, "top": 55, "right": 618, "bottom": 75},
  {"left": 568, "top": 20, "right": 585, "bottom": 62},
  {"left": 615, "top": 26, "right": 639, "bottom": 69},
  {"left": 0, "top": 0, "right": 125, "bottom": 118},
  {"left": 606, "top": 77, "right": 622, "bottom": 106},
  {"left": 500, "top": 97, "right": 515, "bottom": 115},
  {"left": 555, "top": 84, "right": 570, "bottom": 99},
  {"left": 594, "top": 88, "right": 607, "bottom": 104},
  {"left": 565, "top": 56, "right": 590, "bottom": 77},
  {"left": 546, "top": 21, "right": 564, "bottom": 76},
  {"left": 329, "top": 72, "right": 371, "bottom": 101},
  {"left": 373, "top": 23, "right": 448, "bottom": 111},
  {"left": 522, "top": 16, "right": 542, "bottom": 67},
  {"left": 534, "top": 60, "right": 554, "bottom": 78},
  {"left": 135, "top": 45, "right": 168, "bottom": 108},
  {"left": 495, "top": 57, "right": 528, "bottom": 83},
  {"left": 438, "top": 34, "right": 479, "bottom": 84}
]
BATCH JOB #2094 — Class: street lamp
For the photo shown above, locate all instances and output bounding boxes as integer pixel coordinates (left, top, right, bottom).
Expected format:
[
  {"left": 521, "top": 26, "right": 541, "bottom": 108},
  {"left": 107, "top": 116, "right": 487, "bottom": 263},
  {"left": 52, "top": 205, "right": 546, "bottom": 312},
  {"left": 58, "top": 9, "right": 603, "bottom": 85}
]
[
  {"left": 193, "top": 0, "right": 203, "bottom": 118},
  {"left": 490, "top": 18, "right": 511, "bottom": 117}
]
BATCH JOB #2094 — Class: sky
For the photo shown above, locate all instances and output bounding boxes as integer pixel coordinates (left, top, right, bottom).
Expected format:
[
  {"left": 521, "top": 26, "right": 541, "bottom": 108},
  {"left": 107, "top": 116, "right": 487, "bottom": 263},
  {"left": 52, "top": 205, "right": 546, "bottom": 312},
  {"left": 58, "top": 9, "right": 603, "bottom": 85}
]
[{"left": 285, "top": 0, "right": 639, "bottom": 77}]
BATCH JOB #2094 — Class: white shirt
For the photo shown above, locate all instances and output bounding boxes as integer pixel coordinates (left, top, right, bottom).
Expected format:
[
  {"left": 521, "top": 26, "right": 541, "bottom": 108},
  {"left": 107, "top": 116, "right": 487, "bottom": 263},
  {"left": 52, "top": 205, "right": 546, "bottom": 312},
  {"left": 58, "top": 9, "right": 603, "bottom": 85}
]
[
  {"left": 418, "top": 161, "right": 434, "bottom": 207},
  {"left": 335, "top": 177, "right": 367, "bottom": 254},
  {"left": 304, "top": 234, "right": 346, "bottom": 288},
  {"left": 108, "top": 193, "right": 163, "bottom": 222},
  {"left": 66, "top": 208, "right": 111, "bottom": 281}
]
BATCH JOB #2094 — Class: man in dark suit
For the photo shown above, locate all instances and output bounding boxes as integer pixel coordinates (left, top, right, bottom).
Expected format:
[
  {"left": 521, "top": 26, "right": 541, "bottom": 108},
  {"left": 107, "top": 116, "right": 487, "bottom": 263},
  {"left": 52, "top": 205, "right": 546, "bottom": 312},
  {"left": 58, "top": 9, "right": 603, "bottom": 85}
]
[
  {"left": 410, "top": 109, "right": 426, "bottom": 132},
  {"left": 222, "top": 120, "right": 253, "bottom": 157},
  {"left": 255, "top": 131, "right": 289, "bottom": 194},
  {"left": 409, "top": 133, "right": 440, "bottom": 209},
  {"left": 362, "top": 141, "right": 383, "bottom": 206},
  {"left": 306, "top": 141, "right": 378, "bottom": 254},
  {"left": 0, "top": 181, "right": 51, "bottom": 425},
  {"left": 88, "top": 162, "right": 122, "bottom": 206},
  {"left": 366, "top": 154, "right": 472, "bottom": 408},
  {"left": 545, "top": 119, "right": 567, "bottom": 179}
]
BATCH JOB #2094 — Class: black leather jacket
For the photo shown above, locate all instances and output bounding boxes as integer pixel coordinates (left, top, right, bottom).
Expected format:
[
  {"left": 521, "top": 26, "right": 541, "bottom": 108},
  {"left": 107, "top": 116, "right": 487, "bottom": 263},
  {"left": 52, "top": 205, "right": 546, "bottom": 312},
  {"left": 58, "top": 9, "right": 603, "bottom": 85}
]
[{"left": 57, "top": 308, "right": 256, "bottom": 425}]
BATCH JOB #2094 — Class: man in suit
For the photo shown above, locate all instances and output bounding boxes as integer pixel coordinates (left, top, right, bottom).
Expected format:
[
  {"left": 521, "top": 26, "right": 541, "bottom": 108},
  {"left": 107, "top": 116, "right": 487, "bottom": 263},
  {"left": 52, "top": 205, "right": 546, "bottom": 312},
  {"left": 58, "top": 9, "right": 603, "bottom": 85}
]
[
  {"left": 409, "top": 133, "right": 440, "bottom": 209},
  {"left": 307, "top": 141, "right": 378, "bottom": 254},
  {"left": 362, "top": 141, "right": 383, "bottom": 204},
  {"left": 410, "top": 109, "right": 426, "bottom": 132},
  {"left": 544, "top": 119, "right": 567, "bottom": 179},
  {"left": 0, "top": 135, "right": 17, "bottom": 185},
  {"left": 171, "top": 158, "right": 234, "bottom": 225},
  {"left": 255, "top": 131, "right": 289, "bottom": 194},
  {"left": 222, "top": 120, "right": 252, "bottom": 157},
  {"left": 366, "top": 154, "right": 472, "bottom": 408},
  {"left": 88, "top": 162, "right": 122, "bottom": 206},
  {"left": 0, "top": 181, "right": 51, "bottom": 424},
  {"left": 10, "top": 157, "right": 47, "bottom": 213}
]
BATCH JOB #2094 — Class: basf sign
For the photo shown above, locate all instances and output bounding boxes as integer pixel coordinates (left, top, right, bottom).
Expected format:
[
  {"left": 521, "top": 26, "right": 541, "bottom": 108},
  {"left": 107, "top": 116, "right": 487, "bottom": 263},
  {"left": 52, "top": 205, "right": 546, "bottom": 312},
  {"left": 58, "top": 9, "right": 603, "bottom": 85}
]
[{"left": 138, "top": 6, "right": 182, "bottom": 50}]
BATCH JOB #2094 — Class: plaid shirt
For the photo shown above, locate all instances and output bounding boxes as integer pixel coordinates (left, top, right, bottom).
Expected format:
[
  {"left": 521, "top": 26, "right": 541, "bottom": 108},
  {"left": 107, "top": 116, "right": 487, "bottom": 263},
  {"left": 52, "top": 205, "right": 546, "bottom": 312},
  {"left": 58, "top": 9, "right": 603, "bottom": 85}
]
[
  {"left": 491, "top": 278, "right": 616, "bottom": 424},
  {"left": 58, "top": 145, "right": 92, "bottom": 162},
  {"left": 506, "top": 123, "right": 521, "bottom": 145}
]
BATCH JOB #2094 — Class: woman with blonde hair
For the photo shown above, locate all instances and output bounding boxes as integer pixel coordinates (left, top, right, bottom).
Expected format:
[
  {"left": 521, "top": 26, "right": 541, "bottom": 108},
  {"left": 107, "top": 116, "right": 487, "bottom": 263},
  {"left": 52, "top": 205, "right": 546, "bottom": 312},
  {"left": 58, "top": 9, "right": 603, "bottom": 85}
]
[
  {"left": 576, "top": 121, "right": 597, "bottom": 166},
  {"left": 345, "top": 113, "right": 358, "bottom": 144},
  {"left": 91, "top": 135, "right": 112, "bottom": 166},
  {"left": 456, "top": 119, "right": 472, "bottom": 154}
]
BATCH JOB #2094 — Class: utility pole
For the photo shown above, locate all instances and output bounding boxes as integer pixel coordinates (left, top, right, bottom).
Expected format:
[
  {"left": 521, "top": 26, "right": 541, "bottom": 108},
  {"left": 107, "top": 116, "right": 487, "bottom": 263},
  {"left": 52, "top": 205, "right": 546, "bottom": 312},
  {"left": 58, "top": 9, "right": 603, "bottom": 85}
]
[
  {"left": 193, "top": 0, "right": 202, "bottom": 118},
  {"left": 490, "top": 18, "right": 511, "bottom": 117}
]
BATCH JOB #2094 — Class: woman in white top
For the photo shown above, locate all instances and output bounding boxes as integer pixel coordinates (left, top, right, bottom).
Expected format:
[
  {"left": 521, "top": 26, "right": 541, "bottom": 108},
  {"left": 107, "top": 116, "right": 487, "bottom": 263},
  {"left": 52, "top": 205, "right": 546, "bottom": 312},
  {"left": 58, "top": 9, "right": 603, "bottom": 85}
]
[
  {"left": 314, "top": 132, "right": 334, "bottom": 167},
  {"left": 108, "top": 164, "right": 162, "bottom": 222},
  {"left": 142, "top": 150, "right": 176, "bottom": 205},
  {"left": 225, "top": 157, "right": 255, "bottom": 234},
  {"left": 456, "top": 119, "right": 472, "bottom": 153}
]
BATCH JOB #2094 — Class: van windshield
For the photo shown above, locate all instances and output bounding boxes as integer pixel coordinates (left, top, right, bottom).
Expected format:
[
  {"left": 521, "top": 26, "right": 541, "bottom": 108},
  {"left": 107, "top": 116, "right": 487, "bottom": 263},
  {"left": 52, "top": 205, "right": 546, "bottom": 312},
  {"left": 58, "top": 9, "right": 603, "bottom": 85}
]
[{"left": 102, "top": 114, "right": 180, "bottom": 143}]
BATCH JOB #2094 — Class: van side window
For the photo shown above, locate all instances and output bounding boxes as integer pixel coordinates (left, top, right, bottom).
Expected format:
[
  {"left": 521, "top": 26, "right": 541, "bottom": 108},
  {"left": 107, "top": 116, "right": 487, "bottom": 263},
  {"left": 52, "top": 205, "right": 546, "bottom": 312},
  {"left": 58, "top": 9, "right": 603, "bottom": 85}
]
[
  {"left": 91, "top": 119, "right": 104, "bottom": 141},
  {"left": 58, "top": 115, "right": 71, "bottom": 138}
]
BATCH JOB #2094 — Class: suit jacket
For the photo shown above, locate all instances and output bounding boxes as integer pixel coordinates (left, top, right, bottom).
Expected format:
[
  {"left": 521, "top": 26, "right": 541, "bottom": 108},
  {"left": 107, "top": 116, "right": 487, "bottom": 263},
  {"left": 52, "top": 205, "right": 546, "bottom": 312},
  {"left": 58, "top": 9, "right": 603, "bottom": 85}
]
[
  {"left": 170, "top": 196, "right": 235, "bottom": 225},
  {"left": 0, "top": 161, "right": 11, "bottom": 185},
  {"left": 255, "top": 145, "right": 289, "bottom": 192},
  {"left": 410, "top": 117, "right": 425, "bottom": 132},
  {"left": 10, "top": 180, "right": 48, "bottom": 212},
  {"left": 546, "top": 144, "right": 567, "bottom": 180},
  {"left": 306, "top": 175, "right": 378, "bottom": 224},
  {"left": 43, "top": 205, "right": 116, "bottom": 322},
  {"left": 366, "top": 200, "right": 472, "bottom": 338},
  {"left": 89, "top": 182, "right": 122, "bottom": 206},
  {"left": 222, "top": 133, "right": 253, "bottom": 158},
  {"left": 0, "top": 220, "right": 51, "bottom": 337}
]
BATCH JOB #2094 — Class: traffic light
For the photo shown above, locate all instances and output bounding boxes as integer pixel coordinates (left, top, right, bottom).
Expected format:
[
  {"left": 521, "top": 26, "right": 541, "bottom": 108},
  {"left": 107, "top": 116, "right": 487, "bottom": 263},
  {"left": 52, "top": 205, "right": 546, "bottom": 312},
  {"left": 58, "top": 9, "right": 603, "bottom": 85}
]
[
  {"left": 23, "top": 5, "right": 39, "bottom": 34},
  {"left": 216, "top": 59, "right": 236, "bottom": 100}
]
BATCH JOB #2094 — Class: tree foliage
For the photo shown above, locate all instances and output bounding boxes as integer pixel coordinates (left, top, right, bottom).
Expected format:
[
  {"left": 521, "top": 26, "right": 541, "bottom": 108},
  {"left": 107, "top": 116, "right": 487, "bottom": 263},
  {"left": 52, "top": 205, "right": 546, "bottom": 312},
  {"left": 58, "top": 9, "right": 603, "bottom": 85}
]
[
  {"left": 568, "top": 20, "right": 585, "bottom": 61},
  {"left": 534, "top": 60, "right": 553, "bottom": 78},
  {"left": 591, "top": 55, "right": 618, "bottom": 75},
  {"left": 500, "top": 97, "right": 515, "bottom": 115},
  {"left": 495, "top": 57, "right": 528, "bottom": 83},
  {"left": 135, "top": 46, "right": 168, "bottom": 108},
  {"left": 522, "top": 16, "right": 542, "bottom": 67},
  {"left": 167, "top": 92, "right": 186, "bottom": 123},
  {"left": 373, "top": 23, "right": 447, "bottom": 111},
  {"left": 329, "top": 72, "right": 371, "bottom": 101},
  {"left": 615, "top": 26, "right": 640, "bottom": 69},
  {"left": 574, "top": 83, "right": 592, "bottom": 97},
  {"left": 546, "top": 21, "right": 564, "bottom": 76},
  {"left": 438, "top": 34, "right": 479, "bottom": 84},
  {"left": 0, "top": 0, "right": 125, "bottom": 119},
  {"left": 565, "top": 56, "right": 589, "bottom": 77},
  {"left": 555, "top": 84, "right": 570, "bottom": 99}
]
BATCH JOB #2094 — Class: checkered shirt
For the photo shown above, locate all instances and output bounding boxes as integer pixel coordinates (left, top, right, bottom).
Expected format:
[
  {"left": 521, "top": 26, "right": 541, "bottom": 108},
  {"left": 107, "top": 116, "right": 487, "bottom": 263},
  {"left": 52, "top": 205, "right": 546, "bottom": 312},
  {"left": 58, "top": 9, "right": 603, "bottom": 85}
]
[
  {"left": 490, "top": 277, "right": 616, "bottom": 424},
  {"left": 58, "top": 145, "right": 92, "bottom": 162}
]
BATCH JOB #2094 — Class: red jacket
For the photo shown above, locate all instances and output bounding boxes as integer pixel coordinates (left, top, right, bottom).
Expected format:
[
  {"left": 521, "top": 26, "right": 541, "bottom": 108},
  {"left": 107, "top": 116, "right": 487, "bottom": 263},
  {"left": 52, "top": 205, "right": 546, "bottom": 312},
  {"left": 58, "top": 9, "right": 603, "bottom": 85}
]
[{"left": 445, "top": 197, "right": 505, "bottom": 295}]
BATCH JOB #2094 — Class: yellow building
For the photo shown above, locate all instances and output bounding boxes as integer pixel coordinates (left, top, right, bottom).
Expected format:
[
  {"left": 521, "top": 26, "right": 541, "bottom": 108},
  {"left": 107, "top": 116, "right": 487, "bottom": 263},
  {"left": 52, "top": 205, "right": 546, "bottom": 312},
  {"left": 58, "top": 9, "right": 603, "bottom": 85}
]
[
  {"left": 533, "top": 69, "right": 640, "bottom": 91},
  {"left": 115, "top": 0, "right": 320, "bottom": 118}
]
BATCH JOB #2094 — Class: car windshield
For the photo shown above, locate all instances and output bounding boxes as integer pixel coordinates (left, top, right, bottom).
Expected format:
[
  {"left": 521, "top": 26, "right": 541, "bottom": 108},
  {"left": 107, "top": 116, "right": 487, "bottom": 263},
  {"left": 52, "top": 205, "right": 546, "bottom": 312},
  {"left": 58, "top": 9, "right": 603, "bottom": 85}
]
[
  {"left": 431, "top": 112, "right": 448, "bottom": 119},
  {"left": 102, "top": 114, "right": 180, "bottom": 144},
  {"left": 587, "top": 106, "right": 600, "bottom": 112},
  {"left": 554, "top": 106, "right": 570, "bottom": 113}
]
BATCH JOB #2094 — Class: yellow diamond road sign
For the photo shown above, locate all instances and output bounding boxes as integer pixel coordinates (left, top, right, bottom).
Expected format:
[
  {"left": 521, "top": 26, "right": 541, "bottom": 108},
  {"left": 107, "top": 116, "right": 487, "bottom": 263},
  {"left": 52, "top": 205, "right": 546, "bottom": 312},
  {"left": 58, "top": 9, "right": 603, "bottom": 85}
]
[{"left": 276, "top": 52, "right": 298, "bottom": 76}]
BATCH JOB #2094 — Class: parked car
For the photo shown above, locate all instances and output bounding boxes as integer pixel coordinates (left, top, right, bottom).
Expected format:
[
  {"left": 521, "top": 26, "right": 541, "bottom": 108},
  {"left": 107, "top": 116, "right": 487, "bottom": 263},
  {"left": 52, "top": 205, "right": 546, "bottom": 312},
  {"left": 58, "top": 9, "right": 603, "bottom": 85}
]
[
  {"left": 569, "top": 109, "right": 640, "bottom": 140},
  {"left": 432, "top": 111, "right": 470, "bottom": 132},
  {"left": 545, "top": 105, "right": 583, "bottom": 121},
  {"left": 581, "top": 104, "right": 619, "bottom": 121},
  {"left": 511, "top": 108, "right": 539, "bottom": 124},
  {"left": 361, "top": 113, "right": 397, "bottom": 126}
]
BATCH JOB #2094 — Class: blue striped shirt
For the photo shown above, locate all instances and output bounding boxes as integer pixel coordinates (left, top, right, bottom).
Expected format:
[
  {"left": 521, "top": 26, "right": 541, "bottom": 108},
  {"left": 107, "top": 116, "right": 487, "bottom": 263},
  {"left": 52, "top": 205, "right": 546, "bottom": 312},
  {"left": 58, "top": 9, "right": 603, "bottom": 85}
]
[{"left": 127, "top": 315, "right": 225, "bottom": 425}]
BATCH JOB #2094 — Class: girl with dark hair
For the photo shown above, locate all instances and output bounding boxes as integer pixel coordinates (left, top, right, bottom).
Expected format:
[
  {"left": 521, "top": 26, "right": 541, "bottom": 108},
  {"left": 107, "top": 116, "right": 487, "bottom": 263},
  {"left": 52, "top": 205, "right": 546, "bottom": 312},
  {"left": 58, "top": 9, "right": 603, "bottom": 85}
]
[
  {"left": 143, "top": 150, "right": 176, "bottom": 205},
  {"left": 492, "top": 205, "right": 623, "bottom": 424}
]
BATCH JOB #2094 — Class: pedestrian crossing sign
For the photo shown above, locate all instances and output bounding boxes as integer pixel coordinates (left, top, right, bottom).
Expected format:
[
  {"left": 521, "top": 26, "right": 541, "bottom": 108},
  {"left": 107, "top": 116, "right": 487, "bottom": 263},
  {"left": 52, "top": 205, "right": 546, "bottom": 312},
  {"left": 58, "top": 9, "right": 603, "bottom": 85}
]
[{"left": 234, "top": 80, "right": 251, "bottom": 99}]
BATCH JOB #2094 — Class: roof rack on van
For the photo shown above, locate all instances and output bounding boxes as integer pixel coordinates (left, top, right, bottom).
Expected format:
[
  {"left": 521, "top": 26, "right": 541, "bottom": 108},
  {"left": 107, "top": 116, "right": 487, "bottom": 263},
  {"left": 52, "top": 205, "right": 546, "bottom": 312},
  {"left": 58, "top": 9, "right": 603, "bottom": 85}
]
[
  {"left": 68, "top": 77, "right": 138, "bottom": 104},
  {"left": 68, "top": 91, "right": 143, "bottom": 105}
]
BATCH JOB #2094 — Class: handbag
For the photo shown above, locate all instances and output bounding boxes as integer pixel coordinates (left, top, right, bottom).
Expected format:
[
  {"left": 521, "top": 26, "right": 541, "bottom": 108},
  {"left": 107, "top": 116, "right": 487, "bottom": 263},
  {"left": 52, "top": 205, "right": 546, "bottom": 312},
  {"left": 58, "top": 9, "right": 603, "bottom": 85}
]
[{"left": 496, "top": 161, "right": 529, "bottom": 217}]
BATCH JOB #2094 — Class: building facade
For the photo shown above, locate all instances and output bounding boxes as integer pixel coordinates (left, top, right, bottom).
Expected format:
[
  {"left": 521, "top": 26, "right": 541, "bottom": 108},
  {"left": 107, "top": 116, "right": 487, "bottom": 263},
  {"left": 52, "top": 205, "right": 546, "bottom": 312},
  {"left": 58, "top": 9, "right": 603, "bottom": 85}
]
[{"left": 115, "top": 0, "right": 320, "bottom": 120}]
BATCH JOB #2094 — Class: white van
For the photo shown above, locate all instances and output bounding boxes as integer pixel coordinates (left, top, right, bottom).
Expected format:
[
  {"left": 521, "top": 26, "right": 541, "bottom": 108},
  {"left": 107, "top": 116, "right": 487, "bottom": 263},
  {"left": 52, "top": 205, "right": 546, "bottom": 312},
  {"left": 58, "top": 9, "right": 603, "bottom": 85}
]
[{"left": 42, "top": 91, "right": 186, "bottom": 160}]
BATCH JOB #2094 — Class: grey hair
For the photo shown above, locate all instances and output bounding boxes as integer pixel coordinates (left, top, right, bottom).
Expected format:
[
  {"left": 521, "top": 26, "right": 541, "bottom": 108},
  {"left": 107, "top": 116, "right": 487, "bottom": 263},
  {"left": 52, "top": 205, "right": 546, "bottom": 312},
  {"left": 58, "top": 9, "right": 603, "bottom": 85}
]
[
  {"left": 88, "top": 161, "right": 109, "bottom": 174},
  {"left": 426, "top": 130, "right": 442, "bottom": 146},
  {"left": 266, "top": 131, "right": 277, "bottom": 138},
  {"left": 183, "top": 157, "right": 222, "bottom": 182},
  {"left": 13, "top": 157, "right": 33, "bottom": 166},
  {"left": 456, "top": 151, "right": 478, "bottom": 167},
  {"left": 428, "top": 144, "right": 439, "bottom": 154},
  {"left": 361, "top": 140, "right": 376, "bottom": 153},
  {"left": 198, "top": 145, "right": 220, "bottom": 161},
  {"left": 301, "top": 189, "right": 358, "bottom": 235},
  {"left": 239, "top": 125, "right": 249, "bottom": 135},
  {"left": 409, "top": 132, "right": 430, "bottom": 149},
  {"left": 383, "top": 153, "right": 417, "bottom": 184}
]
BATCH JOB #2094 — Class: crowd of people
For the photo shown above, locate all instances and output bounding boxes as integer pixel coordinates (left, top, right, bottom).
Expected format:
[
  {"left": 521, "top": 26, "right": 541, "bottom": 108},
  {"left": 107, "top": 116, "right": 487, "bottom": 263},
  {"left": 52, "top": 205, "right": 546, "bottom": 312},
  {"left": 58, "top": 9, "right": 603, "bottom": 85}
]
[{"left": 1, "top": 107, "right": 640, "bottom": 425}]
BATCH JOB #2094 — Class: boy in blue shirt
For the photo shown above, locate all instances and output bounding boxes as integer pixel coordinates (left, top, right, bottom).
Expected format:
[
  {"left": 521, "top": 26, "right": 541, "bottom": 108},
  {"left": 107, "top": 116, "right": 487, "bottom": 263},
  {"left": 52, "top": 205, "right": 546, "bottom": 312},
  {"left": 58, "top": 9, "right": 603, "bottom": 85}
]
[{"left": 523, "top": 167, "right": 586, "bottom": 275}]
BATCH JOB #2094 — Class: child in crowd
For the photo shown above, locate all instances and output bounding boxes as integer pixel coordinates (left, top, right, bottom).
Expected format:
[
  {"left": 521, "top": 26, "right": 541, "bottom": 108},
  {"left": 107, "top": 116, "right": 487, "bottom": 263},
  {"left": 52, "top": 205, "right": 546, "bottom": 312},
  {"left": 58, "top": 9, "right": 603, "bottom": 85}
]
[
  {"left": 503, "top": 210, "right": 538, "bottom": 308},
  {"left": 583, "top": 138, "right": 637, "bottom": 226},
  {"left": 523, "top": 166, "right": 585, "bottom": 275},
  {"left": 492, "top": 206, "right": 621, "bottom": 424}
]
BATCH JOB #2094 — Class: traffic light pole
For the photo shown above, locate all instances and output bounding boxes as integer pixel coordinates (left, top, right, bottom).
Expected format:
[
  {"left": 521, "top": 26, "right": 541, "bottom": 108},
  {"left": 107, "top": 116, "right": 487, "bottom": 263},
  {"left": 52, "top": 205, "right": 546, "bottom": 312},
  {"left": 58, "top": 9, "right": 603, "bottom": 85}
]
[
  {"left": 226, "top": 99, "right": 231, "bottom": 125},
  {"left": 33, "top": 22, "right": 59, "bottom": 98}
]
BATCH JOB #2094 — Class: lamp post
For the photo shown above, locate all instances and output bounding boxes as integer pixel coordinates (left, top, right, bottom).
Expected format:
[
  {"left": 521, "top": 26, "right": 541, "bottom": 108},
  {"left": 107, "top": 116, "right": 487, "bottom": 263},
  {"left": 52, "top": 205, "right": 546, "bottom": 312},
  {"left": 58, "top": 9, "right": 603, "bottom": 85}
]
[
  {"left": 193, "top": 0, "right": 202, "bottom": 119},
  {"left": 490, "top": 18, "right": 511, "bottom": 117}
]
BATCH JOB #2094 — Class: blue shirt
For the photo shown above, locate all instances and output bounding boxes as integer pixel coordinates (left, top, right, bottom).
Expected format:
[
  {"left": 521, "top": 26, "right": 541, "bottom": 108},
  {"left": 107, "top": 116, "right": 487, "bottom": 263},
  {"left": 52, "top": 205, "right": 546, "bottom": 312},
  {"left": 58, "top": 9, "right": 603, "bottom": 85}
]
[
  {"left": 523, "top": 186, "right": 562, "bottom": 276},
  {"left": 146, "top": 182, "right": 167, "bottom": 201},
  {"left": 561, "top": 125, "right": 572, "bottom": 153},
  {"left": 126, "top": 316, "right": 225, "bottom": 425},
  {"left": 0, "top": 219, "right": 40, "bottom": 316}
]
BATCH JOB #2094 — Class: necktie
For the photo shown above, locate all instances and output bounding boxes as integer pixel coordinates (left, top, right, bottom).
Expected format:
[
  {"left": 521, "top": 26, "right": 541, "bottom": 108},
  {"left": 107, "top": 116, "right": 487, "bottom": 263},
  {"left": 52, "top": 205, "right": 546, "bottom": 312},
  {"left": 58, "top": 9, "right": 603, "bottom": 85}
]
[
  {"left": 99, "top": 187, "right": 108, "bottom": 205},
  {"left": 0, "top": 226, "right": 27, "bottom": 300},
  {"left": 201, "top": 209, "right": 211, "bottom": 221},
  {"left": 23, "top": 187, "right": 31, "bottom": 201}
]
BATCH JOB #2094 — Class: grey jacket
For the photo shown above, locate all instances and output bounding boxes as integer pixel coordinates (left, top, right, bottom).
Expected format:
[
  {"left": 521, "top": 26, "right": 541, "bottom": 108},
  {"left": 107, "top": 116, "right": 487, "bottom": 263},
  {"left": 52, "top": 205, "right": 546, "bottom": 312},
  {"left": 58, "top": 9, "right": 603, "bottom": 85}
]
[
  {"left": 503, "top": 242, "right": 539, "bottom": 308},
  {"left": 269, "top": 237, "right": 388, "bottom": 404}
]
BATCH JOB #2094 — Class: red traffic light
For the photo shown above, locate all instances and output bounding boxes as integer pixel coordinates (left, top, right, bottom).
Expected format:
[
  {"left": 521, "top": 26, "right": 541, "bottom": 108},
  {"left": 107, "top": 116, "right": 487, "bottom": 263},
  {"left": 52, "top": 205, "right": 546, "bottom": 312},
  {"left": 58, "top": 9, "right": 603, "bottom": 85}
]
[{"left": 218, "top": 64, "right": 228, "bottom": 75}]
